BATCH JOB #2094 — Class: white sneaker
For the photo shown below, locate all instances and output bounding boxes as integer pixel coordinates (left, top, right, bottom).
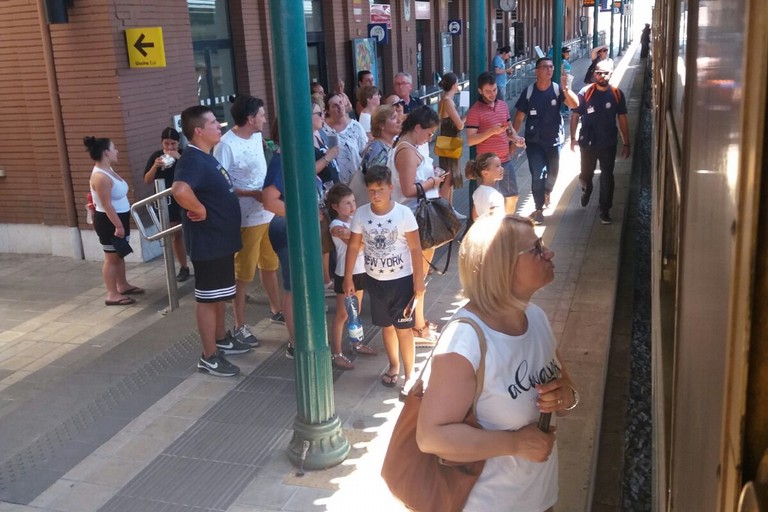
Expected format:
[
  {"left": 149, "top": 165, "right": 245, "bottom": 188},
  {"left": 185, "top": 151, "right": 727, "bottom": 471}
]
[{"left": 452, "top": 208, "right": 467, "bottom": 221}]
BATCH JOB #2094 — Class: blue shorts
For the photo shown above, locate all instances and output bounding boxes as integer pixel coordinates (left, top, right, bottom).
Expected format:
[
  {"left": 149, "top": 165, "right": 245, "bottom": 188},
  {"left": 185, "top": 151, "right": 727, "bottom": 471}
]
[
  {"left": 366, "top": 275, "right": 415, "bottom": 329},
  {"left": 497, "top": 158, "right": 519, "bottom": 197},
  {"left": 268, "top": 215, "right": 291, "bottom": 291}
]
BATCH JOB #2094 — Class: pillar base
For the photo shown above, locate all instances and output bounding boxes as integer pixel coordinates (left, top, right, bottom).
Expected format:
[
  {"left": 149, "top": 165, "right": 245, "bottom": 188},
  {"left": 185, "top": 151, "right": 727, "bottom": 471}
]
[{"left": 287, "top": 415, "right": 350, "bottom": 470}]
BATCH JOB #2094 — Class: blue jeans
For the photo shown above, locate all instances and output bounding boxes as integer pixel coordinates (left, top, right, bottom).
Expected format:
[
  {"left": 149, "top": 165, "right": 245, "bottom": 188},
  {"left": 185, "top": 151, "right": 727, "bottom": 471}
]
[{"left": 525, "top": 143, "right": 561, "bottom": 211}]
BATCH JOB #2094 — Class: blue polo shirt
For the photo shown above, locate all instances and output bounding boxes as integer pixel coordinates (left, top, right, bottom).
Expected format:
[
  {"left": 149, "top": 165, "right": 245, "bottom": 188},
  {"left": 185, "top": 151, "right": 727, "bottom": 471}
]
[
  {"left": 514, "top": 83, "right": 567, "bottom": 146},
  {"left": 174, "top": 146, "right": 242, "bottom": 261},
  {"left": 573, "top": 85, "right": 627, "bottom": 150}
]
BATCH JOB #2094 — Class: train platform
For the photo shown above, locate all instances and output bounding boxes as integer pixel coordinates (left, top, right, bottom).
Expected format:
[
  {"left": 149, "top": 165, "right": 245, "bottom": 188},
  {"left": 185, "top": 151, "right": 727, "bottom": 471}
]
[{"left": 0, "top": 44, "right": 645, "bottom": 512}]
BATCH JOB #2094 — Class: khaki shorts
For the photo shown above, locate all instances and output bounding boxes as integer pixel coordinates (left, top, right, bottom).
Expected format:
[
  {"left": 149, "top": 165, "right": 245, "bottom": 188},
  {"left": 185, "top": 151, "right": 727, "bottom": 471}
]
[{"left": 234, "top": 224, "right": 279, "bottom": 282}]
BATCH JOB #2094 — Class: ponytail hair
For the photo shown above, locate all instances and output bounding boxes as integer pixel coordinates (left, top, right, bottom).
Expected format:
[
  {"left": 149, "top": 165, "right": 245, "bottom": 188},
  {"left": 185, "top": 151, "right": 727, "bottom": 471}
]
[
  {"left": 464, "top": 152, "right": 498, "bottom": 180},
  {"left": 83, "top": 136, "right": 112, "bottom": 161}
]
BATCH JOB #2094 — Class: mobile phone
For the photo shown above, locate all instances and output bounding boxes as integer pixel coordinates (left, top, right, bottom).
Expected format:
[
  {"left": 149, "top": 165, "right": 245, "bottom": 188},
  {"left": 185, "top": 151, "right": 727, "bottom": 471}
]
[
  {"left": 402, "top": 295, "right": 418, "bottom": 319},
  {"left": 537, "top": 412, "right": 552, "bottom": 432}
]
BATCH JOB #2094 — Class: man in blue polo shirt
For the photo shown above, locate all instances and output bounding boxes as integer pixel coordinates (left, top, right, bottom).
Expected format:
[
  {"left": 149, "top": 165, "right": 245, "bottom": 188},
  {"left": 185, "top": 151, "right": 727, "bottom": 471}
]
[
  {"left": 394, "top": 72, "right": 424, "bottom": 114},
  {"left": 493, "top": 46, "right": 512, "bottom": 101},
  {"left": 173, "top": 106, "right": 251, "bottom": 377},
  {"left": 512, "top": 57, "right": 579, "bottom": 225},
  {"left": 569, "top": 60, "right": 631, "bottom": 225}
]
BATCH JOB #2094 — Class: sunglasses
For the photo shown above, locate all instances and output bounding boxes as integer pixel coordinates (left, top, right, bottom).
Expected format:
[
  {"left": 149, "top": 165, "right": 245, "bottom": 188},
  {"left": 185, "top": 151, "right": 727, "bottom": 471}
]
[
  {"left": 518, "top": 238, "right": 546, "bottom": 258},
  {"left": 595, "top": 71, "right": 611, "bottom": 76}
]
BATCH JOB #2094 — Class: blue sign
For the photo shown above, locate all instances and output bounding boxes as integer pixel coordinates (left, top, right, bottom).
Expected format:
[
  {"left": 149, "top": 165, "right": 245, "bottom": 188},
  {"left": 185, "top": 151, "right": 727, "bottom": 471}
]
[
  {"left": 368, "top": 23, "right": 388, "bottom": 44},
  {"left": 448, "top": 19, "right": 462, "bottom": 35}
]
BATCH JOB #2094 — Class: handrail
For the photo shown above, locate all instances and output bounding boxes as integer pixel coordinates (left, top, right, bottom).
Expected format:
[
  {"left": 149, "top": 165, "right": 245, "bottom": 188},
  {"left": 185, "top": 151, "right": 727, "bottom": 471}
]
[{"left": 130, "top": 188, "right": 182, "bottom": 242}]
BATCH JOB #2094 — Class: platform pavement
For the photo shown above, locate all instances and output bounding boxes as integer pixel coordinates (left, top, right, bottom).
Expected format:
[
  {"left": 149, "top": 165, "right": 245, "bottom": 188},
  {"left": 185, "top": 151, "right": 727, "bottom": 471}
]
[{"left": 0, "top": 45, "right": 642, "bottom": 512}]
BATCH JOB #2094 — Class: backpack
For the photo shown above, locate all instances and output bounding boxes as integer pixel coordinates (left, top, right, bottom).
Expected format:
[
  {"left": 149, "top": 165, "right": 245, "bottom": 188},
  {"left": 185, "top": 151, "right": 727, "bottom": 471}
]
[
  {"left": 525, "top": 82, "right": 560, "bottom": 101},
  {"left": 583, "top": 84, "right": 622, "bottom": 105},
  {"left": 523, "top": 83, "right": 561, "bottom": 143}
]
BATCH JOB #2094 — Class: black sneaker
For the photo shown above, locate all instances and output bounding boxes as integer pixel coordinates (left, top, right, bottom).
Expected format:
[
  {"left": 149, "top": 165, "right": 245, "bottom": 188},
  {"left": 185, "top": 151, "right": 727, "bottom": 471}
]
[
  {"left": 530, "top": 209, "right": 544, "bottom": 225},
  {"left": 580, "top": 191, "right": 590, "bottom": 207},
  {"left": 285, "top": 342, "right": 295, "bottom": 359},
  {"left": 270, "top": 311, "right": 286, "bottom": 324},
  {"left": 216, "top": 332, "right": 253, "bottom": 355},
  {"left": 232, "top": 324, "right": 259, "bottom": 347},
  {"left": 599, "top": 210, "right": 613, "bottom": 225},
  {"left": 197, "top": 350, "right": 239, "bottom": 377},
  {"left": 176, "top": 266, "right": 190, "bottom": 282}
]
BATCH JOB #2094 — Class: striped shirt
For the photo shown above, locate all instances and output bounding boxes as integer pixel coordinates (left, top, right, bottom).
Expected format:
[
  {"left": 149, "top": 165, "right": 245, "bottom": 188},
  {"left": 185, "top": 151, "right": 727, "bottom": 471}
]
[{"left": 466, "top": 99, "right": 511, "bottom": 163}]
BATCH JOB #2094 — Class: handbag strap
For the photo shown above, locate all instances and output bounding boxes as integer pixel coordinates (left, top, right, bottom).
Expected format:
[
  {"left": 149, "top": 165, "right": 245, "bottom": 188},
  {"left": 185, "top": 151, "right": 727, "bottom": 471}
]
[
  {"left": 416, "top": 316, "right": 488, "bottom": 414},
  {"left": 423, "top": 241, "right": 453, "bottom": 275},
  {"left": 415, "top": 181, "right": 427, "bottom": 201}
]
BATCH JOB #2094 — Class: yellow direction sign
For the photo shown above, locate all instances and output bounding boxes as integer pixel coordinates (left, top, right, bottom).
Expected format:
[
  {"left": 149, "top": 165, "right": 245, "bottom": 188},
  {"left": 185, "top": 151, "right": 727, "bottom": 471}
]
[{"left": 125, "top": 27, "right": 166, "bottom": 68}]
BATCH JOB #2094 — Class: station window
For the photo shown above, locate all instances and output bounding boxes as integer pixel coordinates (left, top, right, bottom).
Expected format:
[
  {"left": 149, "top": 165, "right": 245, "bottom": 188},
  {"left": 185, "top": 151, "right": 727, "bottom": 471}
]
[{"left": 188, "top": 0, "right": 237, "bottom": 126}]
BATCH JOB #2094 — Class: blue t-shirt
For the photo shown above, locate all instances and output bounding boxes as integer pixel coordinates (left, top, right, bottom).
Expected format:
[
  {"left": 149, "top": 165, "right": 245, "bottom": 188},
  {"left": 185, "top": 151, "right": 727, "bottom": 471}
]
[
  {"left": 263, "top": 153, "right": 324, "bottom": 205},
  {"left": 493, "top": 54, "right": 508, "bottom": 89},
  {"left": 573, "top": 85, "right": 627, "bottom": 150},
  {"left": 514, "top": 83, "right": 567, "bottom": 146},
  {"left": 174, "top": 146, "right": 242, "bottom": 261}
]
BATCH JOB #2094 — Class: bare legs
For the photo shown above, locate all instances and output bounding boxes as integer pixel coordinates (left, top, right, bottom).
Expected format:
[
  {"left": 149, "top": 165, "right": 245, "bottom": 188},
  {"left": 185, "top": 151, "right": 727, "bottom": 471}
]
[
  {"left": 382, "top": 325, "right": 415, "bottom": 381},
  {"left": 103, "top": 252, "right": 138, "bottom": 302},
  {"left": 505, "top": 195, "right": 519, "bottom": 215},
  {"left": 260, "top": 269, "right": 282, "bottom": 315},
  {"left": 197, "top": 301, "right": 227, "bottom": 358},
  {"left": 171, "top": 228, "right": 187, "bottom": 269},
  {"left": 414, "top": 247, "right": 434, "bottom": 334},
  {"left": 331, "top": 290, "right": 364, "bottom": 356}
]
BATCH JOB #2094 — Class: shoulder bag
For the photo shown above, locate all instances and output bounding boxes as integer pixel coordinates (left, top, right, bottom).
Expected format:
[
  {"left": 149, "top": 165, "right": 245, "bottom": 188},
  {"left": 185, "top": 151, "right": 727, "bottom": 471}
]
[
  {"left": 381, "top": 317, "right": 488, "bottom": 512},
  {"left": 434, "top": 101, "right": 463, "bottom": 159},
  {"left": 413, "top": 182, "right": 462, "bottom": 251}
]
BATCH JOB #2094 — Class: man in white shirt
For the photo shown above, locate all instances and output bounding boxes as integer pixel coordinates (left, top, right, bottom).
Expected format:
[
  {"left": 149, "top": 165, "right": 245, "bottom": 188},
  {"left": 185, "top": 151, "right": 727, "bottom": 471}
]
[{"left": 214, "top": 95, "right": 284, "bottom": 347}]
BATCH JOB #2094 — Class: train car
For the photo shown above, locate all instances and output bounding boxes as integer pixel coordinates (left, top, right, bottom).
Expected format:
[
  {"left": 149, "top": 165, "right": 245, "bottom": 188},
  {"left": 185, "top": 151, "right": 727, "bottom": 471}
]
[{"left": 650, "top": 0, "right": 767, "bottom": 510}]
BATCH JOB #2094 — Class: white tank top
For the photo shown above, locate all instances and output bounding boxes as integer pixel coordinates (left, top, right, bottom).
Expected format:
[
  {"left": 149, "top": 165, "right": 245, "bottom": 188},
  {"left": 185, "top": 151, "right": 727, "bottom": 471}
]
[
  {"left": 388, "top": 141, "right": 438, "bottom": 211},
  {"left": 90, "top": 166, "right": 130, "bottom": 213}
]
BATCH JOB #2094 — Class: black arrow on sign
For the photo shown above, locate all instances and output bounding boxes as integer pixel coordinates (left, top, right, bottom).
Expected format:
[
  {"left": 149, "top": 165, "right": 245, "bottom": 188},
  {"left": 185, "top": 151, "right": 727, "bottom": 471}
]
[{"left": 133, "top": 33, "right": 154, "bottom": 57}]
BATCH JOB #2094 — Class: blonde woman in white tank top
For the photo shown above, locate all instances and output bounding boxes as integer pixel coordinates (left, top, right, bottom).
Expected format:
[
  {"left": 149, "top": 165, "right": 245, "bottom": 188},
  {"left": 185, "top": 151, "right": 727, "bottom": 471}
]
[{"left": 84, "top": 136, "right": 143, "bottom": 306}]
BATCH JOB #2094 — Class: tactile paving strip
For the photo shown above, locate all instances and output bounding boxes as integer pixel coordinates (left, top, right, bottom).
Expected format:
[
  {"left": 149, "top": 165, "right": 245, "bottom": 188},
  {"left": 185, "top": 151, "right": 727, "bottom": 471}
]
[{"left": 0, "top": 333, "right": 200, "bottom": 504}]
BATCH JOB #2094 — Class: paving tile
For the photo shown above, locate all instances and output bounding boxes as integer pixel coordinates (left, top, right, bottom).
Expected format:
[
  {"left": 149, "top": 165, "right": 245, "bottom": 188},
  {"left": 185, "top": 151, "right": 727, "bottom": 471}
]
[
  {"left": 30, "top": 479, "right": 116, "bottom": 512},
  {"left": 64, "top": 454, "right": 146, "bottom": 488}
]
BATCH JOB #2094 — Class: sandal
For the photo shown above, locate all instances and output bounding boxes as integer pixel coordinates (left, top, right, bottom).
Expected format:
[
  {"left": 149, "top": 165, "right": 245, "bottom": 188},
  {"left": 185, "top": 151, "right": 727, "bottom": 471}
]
[
  {"left": 352, "top": 344, "right": 378, "bottom": 356},
  {"left": 381, "top": 372, "right": 399, "bottom": 388},
  {"left": 332, "top": 353, "right": 354, "bottom": 370},
  {"left": 412, "top": 325, "right": 438, "bottom": 347}
]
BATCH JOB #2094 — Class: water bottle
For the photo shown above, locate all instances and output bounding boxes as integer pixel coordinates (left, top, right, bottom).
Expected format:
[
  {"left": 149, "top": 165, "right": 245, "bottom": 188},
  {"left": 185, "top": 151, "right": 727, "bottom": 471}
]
[{"left": 344, "top": 295, "right": 364, "bottom": 344}]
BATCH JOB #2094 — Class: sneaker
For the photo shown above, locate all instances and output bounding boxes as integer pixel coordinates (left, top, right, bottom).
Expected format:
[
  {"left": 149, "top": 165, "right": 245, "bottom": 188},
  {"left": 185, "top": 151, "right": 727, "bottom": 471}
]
[
  {"left": 197, "top": 350, "right": 240, "bottom": 377},
  {"left": 452, "top": 208, "right": 467, "bottom": 221},
  {"left": 544, "top": 193, "right": 551, "bottom": 209},
  {"left": 599, "top": 210, "right": 613, "bottom": 225},
  {"left": 530, "top": 209, "right": 544, "bottom": 225},
  {"left": 580, "top": 191, "right": 590, "bottom": 207},
  {"left": 176, "top": 266, "right": 190, "bottom": 282},
  {"left": 232, "top": 324, "right": 260, "bottom": 348},
  {"left": 270, "top": 311, "right": 286, "bottom": 324},
  {"left": 324, "top": 282, "right": 336, "bottom": 298},
  {"left": 285, "top": 342, "right": 295, "bottom": 359},
  {"left": 216, "top": 331, "right": 253, "bottom": 354}
]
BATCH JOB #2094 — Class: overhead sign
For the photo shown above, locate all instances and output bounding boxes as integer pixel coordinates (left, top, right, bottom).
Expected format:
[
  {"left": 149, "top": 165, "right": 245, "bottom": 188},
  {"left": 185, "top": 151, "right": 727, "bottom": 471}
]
[
  {"left": 448, "top": 19, "right": 462, "bottom": 35},
  {"left": 370, "top": 4, "right": 391, "bottom": 29},
  {"left": 368, "top": 23, "right": 388, "bottom": 44},
  {"left": 125, "top": 27, "right": 166, "bottom": 68}
]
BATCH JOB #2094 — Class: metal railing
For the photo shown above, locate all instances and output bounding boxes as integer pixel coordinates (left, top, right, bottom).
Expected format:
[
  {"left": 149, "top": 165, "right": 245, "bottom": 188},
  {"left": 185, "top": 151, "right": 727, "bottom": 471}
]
[{"left": 130, "top": 180, "right": 181, "bottom": 312}]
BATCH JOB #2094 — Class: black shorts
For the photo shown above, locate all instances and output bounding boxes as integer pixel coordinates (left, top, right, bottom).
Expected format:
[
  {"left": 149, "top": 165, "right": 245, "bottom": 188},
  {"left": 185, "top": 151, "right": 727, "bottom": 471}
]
[
  {"left": 334, "top": 273, "right": 366, "bottom": 295},
  {"left": 366, "top": 274, "right": 415, "bottom": 329},
  {"left": 94, "top": 211, "right": 131, "bottom": 253},
  {"left": 192, "top": 254, "right": 236, "bottom": 303}
]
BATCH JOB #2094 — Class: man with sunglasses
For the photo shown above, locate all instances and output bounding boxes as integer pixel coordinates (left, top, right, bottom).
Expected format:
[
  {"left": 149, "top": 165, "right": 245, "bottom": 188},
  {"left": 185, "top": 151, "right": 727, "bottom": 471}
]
[
  {"left": 512, "top": 57, "right": 579, "bottom": 225},
  {"left": 569, "top": 60, "right": 630, "bottom": 225}
]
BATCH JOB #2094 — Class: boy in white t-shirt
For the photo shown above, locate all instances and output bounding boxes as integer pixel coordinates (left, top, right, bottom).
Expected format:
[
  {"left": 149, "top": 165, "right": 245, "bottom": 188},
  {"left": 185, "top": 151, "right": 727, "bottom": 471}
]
[
  {"left": 466, "top": 152, "right": 506, "bottom": 219},
  {"left": 343, "top": 166, "right": 425, "bottom": 392}
]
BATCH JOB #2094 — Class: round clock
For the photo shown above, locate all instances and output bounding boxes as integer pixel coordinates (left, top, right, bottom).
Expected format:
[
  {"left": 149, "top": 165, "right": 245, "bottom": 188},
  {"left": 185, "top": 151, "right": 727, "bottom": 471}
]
[{"left": 500, "top": 0, "right": 517, "bottom": 11}]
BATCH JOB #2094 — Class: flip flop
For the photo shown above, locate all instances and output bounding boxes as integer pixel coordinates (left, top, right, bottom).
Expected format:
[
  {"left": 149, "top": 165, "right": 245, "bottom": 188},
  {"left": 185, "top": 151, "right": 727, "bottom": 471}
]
[
  {"left": 381, "top": 372, "right": 399, "bottom": 388},
  {"left": 105, "top": 297, "right": 136, "bottom": 306},
  {"left": 119, "top": 287, "right": 144, "bottom": 295},
  {"left": 352, "top": 344, "right": 378, "bottom": 356}
]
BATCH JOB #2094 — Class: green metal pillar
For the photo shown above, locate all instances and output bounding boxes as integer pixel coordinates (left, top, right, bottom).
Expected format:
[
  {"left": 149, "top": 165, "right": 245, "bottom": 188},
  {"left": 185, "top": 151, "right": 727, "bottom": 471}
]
[
  {"left": 267, "top": 0, "right": 349, "bottom": 470},
  {"left": 609, "top": 0, "right": 615, "bottom": 58},
  {"left": 593, "top": 0, "right": 600, "bottom": 48},
  {"left": 552, "top": 0, "right": 564, "bottom": 83},
  {"left": 467, "top": 0, "right": 487, "bottom": 223}
]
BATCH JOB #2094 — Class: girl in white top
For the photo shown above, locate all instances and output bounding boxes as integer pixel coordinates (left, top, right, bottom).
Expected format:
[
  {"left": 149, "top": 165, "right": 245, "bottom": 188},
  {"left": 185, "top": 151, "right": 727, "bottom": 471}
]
[
  {"left": 466, "top": 152, "right": 506, "bottom": 219},
  {"left": 418, "top": 213, "right": 579, "bottom": 512},
  {"left": 388, "top": 106, "right": 446, "bottom": 344},
  {"left": 327, "top": 184, "right": 378, "bottom": 370},
  {"left": 85, "top": 136, "right": 143, "bottom": 306}
]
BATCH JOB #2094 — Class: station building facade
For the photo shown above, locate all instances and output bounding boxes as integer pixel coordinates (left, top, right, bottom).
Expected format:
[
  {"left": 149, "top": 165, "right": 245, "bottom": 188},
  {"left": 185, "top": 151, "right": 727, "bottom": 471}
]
[{"left": 0, "top": 0, "right": 582, "bottom": 260}]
